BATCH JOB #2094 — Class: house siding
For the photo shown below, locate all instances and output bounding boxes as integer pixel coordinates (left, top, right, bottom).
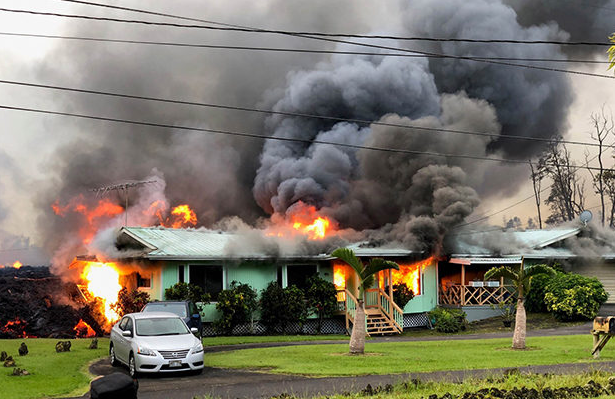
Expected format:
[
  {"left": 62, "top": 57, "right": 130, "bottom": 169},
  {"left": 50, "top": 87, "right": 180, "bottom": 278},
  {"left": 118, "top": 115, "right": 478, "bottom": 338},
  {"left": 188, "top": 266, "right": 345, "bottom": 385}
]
[{"left": 403, "top": 260, "right": 437, "bottom": 313}]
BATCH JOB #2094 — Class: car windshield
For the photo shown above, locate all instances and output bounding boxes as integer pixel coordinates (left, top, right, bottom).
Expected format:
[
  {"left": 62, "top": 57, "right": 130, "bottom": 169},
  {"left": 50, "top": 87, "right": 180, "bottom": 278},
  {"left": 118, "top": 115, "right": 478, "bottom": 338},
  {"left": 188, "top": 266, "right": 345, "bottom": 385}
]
[
  {"left": 143, "top": 303, "right": 187, "bottom": 317},
  {"left": 135, "top": 317, "right": 190, "bottom": 336}
]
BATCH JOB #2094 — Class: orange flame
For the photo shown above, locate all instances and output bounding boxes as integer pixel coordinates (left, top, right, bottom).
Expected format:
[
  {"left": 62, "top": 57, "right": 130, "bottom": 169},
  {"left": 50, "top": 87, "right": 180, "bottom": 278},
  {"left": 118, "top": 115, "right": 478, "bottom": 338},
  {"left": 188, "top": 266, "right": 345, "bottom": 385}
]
[
  {"left": 52, "top": 196, "right": 124, "bottom": 243},
  {"left": 287, "top": 203, "right": 335, "bottom": 240},
  {"left": 82, "top": 262, "right": 122, "bottom": 323},
  {"left": 389, "top": 256, "right": 434, "bottom": 296},
  {"left": 170, "top": 205, "right": 197, "bottom": 228},
  {"left": 334, "top": 265, "right": 347, "bottom": 289},
  {"left": 74, "top": 319, "right": 97, "bottom": 338},
  {"left": 12, "top": 261, "right": 22, "bottom": 269}
]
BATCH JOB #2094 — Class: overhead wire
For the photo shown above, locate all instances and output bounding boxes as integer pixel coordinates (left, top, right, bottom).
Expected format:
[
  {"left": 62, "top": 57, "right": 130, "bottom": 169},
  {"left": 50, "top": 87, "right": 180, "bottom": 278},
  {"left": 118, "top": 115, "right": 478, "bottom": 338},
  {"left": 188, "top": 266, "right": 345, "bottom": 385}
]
[
  {"left": 1, "top": 7, "right": 614, "bottom": 79},
  {"left": 0, "top": 78, "right": 608, "bottom": 149},
  {"left": 56, "top": 0, "right": 614, "bottom": 46},
  {"left": 0, "top": 31, "right": 611, "bottom": 64},
  {"left": 1, "top": 103, "right": 613, "bottom": 172}
]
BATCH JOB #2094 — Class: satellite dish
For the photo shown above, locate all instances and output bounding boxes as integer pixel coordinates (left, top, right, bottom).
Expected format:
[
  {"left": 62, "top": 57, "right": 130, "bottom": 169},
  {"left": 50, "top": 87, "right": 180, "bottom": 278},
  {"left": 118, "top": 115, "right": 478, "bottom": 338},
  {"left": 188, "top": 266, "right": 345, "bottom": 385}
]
[{"left": 580, "top": 210, "right": 593, "bottom": 226}]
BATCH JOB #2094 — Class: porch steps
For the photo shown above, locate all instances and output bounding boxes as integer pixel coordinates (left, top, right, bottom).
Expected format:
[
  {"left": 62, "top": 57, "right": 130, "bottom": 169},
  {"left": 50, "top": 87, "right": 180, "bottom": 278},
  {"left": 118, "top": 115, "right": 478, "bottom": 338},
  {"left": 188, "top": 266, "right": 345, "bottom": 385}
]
[{"left": 366, "top": 309, "right": 401, "bottom": 335}]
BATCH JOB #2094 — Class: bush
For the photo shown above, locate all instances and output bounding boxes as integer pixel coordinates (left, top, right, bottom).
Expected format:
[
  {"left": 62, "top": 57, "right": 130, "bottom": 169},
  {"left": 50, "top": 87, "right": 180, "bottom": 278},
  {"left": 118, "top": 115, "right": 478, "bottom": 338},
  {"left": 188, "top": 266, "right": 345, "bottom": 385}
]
[
  {"left": 524, "top": 273, "right": 552, "bottom": 313},
  {"left": 305, "top": 275, "right": 338, "bottom": 334},
  {"left": 111, "top": 288, "right": 150, "bottom": 317},
  {"left": 214, "top": 281, "right": 258, "bottom": 335},
  {"left": 392, "top": 283, "right": 415, "bottom": 309},
  {"left": 428, "top": 307, "right": 467, "bottom": 333},
  {"left": 544, "top": 272, "right": 608, "bottom": 321},
  {"left": 164, "top": 282, "right": 211, "bottom": 304},
  {"left": 260, "top": 282, "right": 308, "bottom": 334}
]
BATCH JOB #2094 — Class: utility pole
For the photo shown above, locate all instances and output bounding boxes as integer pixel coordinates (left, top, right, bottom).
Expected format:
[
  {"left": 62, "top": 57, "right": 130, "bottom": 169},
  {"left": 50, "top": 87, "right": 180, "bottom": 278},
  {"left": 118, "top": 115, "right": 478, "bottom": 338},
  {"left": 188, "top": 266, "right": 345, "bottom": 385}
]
[{"left": 90, "top": 180, "right": 157, "bottom": 226}]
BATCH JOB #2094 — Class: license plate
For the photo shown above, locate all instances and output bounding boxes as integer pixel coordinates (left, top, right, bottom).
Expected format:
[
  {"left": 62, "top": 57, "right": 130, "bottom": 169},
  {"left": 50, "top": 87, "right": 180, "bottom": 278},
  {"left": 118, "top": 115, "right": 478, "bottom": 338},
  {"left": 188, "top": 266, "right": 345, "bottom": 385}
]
[{"left": 169, "top": 360, "right": 182, "bottom": 368}]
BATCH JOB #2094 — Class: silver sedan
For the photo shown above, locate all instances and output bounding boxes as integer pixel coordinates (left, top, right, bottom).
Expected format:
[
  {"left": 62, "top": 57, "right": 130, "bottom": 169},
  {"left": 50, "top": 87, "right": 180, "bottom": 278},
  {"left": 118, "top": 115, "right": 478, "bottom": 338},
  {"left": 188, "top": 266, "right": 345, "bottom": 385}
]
[{"left": 109, "top": 312, "right": 204, "bottom": 377}]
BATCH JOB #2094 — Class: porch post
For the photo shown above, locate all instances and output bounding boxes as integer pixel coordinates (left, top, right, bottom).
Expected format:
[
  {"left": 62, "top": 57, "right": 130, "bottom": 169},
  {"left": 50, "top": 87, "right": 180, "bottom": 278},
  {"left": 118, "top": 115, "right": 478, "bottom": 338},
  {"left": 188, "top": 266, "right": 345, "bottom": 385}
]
[
  {"left": 461, "top": 264, "right": 466, "bottom": 306},
  {"left": 388, "top": 269, "right": 393, "bottom": 299}
]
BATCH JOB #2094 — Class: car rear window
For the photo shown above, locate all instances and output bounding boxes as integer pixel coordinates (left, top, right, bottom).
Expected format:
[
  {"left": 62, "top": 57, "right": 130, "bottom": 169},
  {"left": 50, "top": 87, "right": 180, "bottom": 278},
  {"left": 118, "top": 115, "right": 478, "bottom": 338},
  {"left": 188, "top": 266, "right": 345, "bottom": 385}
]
[
  {"left": 135, "top": 317, "right": 190, "bottom": 336},
  {"left": 143, "top": 303, "right": 188, "bottom": 317}
]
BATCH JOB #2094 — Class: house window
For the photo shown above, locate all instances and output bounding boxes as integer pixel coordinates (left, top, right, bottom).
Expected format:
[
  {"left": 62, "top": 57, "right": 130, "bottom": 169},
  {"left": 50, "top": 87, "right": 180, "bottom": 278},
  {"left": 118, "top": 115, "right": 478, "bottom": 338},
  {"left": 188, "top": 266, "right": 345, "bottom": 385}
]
[
  {"left": 189, "top": 265, "right": 223, "bottom": 300},
  {"left": 136, "top": 272, "right": 151, "bottom": 288},
  {"left": 178, "top": 265, "right": 185, "bottom": 283},
  {"left": 286, "top": 264, "right": 318, "bottom": 290},
  {"left": 391, "top": 264, "right": 422, "bottom": 296}
]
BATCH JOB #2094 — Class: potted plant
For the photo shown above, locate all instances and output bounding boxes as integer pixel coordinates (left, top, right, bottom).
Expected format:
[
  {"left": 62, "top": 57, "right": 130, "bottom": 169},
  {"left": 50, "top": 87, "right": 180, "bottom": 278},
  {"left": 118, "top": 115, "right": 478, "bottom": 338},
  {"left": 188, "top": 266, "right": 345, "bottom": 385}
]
[{"left": 491, "top": 301, "right": 516, "bottom": 327}]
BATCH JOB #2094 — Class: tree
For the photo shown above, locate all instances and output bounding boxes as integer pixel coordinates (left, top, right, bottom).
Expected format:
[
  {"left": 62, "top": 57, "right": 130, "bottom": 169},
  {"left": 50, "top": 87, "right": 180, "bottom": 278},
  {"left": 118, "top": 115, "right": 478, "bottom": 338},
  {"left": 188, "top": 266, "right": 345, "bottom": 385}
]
[
  {"left": 585, "top": 108, "right": 614, "bottom": 226},
  {"left": 214, "top": 281, "right": 258, "bottom": 335},
  {"left": 260, "top": 282, "right": 308, "bottom": 334},
  {"left": 164, "top": 282, "right": 211, "bottom": 305},
  {"left": 538, "top": 138, "right": 585, "bottom": 224},
  {"left": 528, "top": 160, "right": 545, "bottom": 229},
  {"left": 331, "top": 248, "right": 399, "bottom": 355},
  {"left": 305, "top": 275, "right": 338, "bottom": 334},
  {"left": 603, "top": 170, "right": 615, "bottom": 227},
  {"left": 485, "top": 262, "right": 556, "bottom": 349},
  {"left": 111, "top": 287, "right": 150, "bottom": 317}
]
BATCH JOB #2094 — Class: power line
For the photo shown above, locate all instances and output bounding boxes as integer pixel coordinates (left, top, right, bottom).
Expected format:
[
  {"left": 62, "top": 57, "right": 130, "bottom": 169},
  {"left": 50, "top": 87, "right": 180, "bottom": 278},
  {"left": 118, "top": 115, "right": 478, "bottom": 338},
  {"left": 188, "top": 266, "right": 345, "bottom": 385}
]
[
  {"left": 0, "top": 78, "right": 608, "bottom": 149},
  {"left": 1, "top": 103, "right": 613, "bottom": 172},
  {"left": 2, "top": 8, "right": 614, "bottom": 79},
  {"left": 1, "top": 31, "right": 611, "bottom": 65},
  {"left": 57, "top": 0, "right": 613, "bottom": 46}
]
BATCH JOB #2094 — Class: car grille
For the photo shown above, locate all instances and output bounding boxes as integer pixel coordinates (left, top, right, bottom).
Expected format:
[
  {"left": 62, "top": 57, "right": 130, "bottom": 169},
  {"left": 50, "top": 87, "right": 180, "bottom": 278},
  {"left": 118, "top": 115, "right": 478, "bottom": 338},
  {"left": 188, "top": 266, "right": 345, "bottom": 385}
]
[{"left": 158, "top": 349, "right": 190, "bottom": 359}]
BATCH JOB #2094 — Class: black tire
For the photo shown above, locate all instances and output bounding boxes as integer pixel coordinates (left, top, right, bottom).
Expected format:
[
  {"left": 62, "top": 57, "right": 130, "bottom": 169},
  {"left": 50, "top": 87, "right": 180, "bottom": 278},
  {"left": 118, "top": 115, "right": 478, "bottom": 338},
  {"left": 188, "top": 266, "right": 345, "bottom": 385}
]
[
  {"left": 109, "top": 344, "right": 119, "bottom": 367},
  {"left": 128, "top": 353, "right": 138, "bottom": 378}
]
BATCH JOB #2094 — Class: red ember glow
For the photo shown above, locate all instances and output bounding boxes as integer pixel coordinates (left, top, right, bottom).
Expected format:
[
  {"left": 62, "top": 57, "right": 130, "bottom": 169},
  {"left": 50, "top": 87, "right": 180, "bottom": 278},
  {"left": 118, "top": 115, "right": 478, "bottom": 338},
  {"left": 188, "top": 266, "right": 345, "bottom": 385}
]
[{"left": 74, "top": 319, "right": 97, "bottom": 338}]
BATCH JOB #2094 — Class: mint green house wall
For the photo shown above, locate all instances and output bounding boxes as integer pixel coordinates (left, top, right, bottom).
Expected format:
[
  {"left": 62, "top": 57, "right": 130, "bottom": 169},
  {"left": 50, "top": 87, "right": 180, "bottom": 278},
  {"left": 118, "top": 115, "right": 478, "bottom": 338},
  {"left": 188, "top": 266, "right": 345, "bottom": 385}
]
[
  {"left": 402, "top": 261, "right": 437, "bottom": 313},
  {"left": 153, "top": 257, "right": 435, "bottom": 322}
]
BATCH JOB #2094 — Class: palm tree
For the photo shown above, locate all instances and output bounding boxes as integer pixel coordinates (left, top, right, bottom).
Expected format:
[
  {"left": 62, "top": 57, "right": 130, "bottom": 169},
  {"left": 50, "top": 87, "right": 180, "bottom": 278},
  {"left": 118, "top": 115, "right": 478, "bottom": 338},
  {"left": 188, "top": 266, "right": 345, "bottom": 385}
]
[
  {"left": 331, "top": 248, "right": 399, "bottom": 354},
  {"left": 484, "top": 260, "right": 556, "bottom": 349}
]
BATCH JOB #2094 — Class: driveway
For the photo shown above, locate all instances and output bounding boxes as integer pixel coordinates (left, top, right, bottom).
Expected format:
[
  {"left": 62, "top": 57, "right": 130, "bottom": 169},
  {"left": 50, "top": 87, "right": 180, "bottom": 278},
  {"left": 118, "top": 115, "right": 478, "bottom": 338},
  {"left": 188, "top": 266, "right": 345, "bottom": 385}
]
[{"left": 65, "top": 322, "right": 607, "bottom": 399}]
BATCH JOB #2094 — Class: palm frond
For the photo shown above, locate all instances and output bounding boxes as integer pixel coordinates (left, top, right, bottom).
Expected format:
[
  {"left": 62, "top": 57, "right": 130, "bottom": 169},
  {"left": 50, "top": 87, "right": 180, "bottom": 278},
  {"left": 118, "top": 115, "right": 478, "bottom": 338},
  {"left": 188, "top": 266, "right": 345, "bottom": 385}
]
[
  {"left": 361, "top": 258, "right": 399, "bottom": 280},
  {"left": 524, "top": 264, "right": 557, "bottom": 279},
  {"left": 331, "top": 248, "right": 364, "bottom": 276},
  {"left": 484, "top": 266, "right": 518, "bottom": 282}
]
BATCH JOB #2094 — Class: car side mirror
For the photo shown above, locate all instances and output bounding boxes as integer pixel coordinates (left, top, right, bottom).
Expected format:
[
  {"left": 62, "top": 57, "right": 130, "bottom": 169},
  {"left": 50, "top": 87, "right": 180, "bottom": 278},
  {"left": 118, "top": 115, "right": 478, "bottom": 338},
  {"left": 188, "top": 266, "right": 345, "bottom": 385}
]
[
  {"left": 192, "top": 314, "right": 200, "bottom": 319},
  {"left": 122, "top": 330, "right": 133, "bottom": 338},
  {"left": 190, "top": 327, "right": 199, "bottom": 334}
]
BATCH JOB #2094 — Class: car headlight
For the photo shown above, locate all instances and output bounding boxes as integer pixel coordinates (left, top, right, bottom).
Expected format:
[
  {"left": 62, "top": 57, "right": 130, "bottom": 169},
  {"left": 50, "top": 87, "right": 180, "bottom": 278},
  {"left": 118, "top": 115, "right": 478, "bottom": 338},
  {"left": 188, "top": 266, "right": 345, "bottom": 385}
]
[
  {"left": 137, "top": 346, "right": 156, "bottom": 356},
  {"left": 192, "top": 342, "right": 204, "bottom": 354}
]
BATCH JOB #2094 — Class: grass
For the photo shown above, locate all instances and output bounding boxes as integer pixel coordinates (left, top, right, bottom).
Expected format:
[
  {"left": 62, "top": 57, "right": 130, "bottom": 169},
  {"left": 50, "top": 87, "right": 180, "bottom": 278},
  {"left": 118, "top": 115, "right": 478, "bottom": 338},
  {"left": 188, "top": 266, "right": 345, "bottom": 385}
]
[
  {"left": 0, "top": 338, "right": 108, "bottom": 399},
  {"left": 202, "top": 334, "right": 348, "bottom": 347},
  {"left": 203, "top": 334, "right": 612, "bottom": 376}
]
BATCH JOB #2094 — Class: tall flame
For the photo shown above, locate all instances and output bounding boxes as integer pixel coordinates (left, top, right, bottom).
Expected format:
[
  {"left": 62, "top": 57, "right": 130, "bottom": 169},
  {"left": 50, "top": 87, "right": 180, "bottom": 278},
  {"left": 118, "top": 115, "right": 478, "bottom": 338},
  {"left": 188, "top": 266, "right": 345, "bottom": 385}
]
[
  {"left": 293, "top": 217, "right": 330, "bottom": 240},
  {"left": 390, "top": 256, "right": 434, "bottom": 296},
  {"left": 82, "top": 262, "right": 121, "bottom": 323},
  {"left": 170, "top": 205, "right": 198, "bottom": 228},
  {"left": 12, "top": 261, "right": 22, "bottom": 269}
]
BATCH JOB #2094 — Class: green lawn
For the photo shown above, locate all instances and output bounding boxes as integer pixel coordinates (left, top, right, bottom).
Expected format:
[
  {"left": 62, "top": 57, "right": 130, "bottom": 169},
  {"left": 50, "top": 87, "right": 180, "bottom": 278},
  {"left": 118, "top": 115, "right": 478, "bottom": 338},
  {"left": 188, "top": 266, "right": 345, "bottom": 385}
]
[
  {"left": 0, "top": 338, "right": 108, "bottom": 399},
  {"left": 202, "top": 334, "right": 348, "bottom": 346},
  {"left": 203, "top": 334, "right": 612, "bottom": 376}
]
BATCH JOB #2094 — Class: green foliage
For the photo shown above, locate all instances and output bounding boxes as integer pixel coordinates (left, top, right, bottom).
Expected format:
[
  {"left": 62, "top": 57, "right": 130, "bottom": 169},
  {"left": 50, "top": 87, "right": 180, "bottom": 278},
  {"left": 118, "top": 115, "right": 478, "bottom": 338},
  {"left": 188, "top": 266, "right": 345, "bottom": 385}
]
[
  {"left": 164, "top": 282, "right": 211, "bottom": 304},
  {"left": 331, "top": 247, "right": 399, "bottom": 298},
  {"left": 428, "top": 307, "right": 467, "bottom": 333},
  {"left": 305, "top": 275, "right": 338, "bottom": 333},
  {"left": 111, "top": 287, "right": 150, "bottom": 317},
  {"left": 214, "top": 281, "right": 258, "bottom": 336},
  {"left": 524, "top": 273, "right": 552, "bottom": 313},
  {"left": 544, "top": 272, "right": 608, "bottom": 321},
  {"left": 260, "top": 282, "right": 308, "bottom": 334},
  {"left": 392, "top": 283, "right": 415, "bottom": 308},
  {"left": 490, "top": 300, "right": 516, "bottom": 323}
]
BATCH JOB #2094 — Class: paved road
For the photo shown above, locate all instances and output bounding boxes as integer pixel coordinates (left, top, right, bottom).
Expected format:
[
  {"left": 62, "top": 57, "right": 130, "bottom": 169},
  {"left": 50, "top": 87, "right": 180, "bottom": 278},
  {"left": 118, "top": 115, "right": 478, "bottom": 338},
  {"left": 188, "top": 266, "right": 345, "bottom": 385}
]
[{"left": 66, "top": 322, "right": 609, "bottom": 399}]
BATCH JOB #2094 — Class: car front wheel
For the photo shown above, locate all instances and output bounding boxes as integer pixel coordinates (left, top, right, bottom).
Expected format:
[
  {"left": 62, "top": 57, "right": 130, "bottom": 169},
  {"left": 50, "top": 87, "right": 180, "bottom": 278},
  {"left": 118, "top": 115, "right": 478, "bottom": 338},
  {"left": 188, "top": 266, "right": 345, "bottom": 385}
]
[
  {"left": 109, "top": 345, "right": 119, "bottom": 367},
  {"left": 128, "top": 353, "right": 138, "bottom": 378}
]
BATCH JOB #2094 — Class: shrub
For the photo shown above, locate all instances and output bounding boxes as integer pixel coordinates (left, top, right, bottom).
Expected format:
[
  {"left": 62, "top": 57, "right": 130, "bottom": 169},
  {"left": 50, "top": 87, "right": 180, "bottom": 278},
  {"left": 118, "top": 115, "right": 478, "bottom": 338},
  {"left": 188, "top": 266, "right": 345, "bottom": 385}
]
[
  {"left": 305, "top": 275, "right": 338, "bottom": 334},
  {"left": 164, "top": 282, "right": 211, "bottom": 304},
  {"left": 260, "top": 282, "right": 308, "bottom": 334},
  {"left": 428, "top": 307, "right": 467, "bottom": 333},
  {"left": 214, "top": 281, "right": 258, "bottom": 335},
  {"left": 392, "top": 283, "right": 415, "bottom": 309},
  {"left": 111, "top": 288, "right": 150, "bottom": 317},
  {"left": 524, "top": 273, "right": 552, "bottom": 313},
  {"left": 544, "top": 272, "right": 608, "bottom": 321}
]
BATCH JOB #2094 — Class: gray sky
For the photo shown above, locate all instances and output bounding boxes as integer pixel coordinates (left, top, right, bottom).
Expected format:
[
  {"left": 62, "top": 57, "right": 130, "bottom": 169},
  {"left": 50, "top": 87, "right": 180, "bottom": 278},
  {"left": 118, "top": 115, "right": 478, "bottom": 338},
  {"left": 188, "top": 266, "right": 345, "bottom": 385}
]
[{"left": 0, "top": 0, "right": 613, "bottom": 265}]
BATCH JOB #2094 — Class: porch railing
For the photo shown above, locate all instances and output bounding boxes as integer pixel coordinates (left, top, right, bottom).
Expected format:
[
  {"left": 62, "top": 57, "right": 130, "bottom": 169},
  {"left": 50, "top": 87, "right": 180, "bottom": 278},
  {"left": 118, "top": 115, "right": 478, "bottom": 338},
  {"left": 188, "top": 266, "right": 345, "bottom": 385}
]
[
  {"left": 439, "top": 284, "right": 515, "bottom": 306},
  {"left": 338, "top": 288, "right": 403, "bottom": 334}
]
